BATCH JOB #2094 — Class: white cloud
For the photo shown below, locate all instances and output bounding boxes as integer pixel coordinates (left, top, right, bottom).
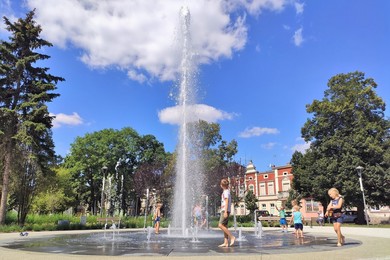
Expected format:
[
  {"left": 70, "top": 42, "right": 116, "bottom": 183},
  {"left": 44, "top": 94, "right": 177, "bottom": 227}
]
[
  {"left": 239, "top": 127, "right": 279, "bottom": 138},
  {"left": 127, "top": 70, "right": 148, "bottom": 84},
  {"left": 51, "top": 112, "right": 84, "bottom": 128},
  {"left": 158, "top": 104, "right": 235, "bottom": 125},
  {"left": 261, "top": 142, "right": 277, "bottom": 149},
  {"left": 294, "top": 1, "right": 304, "bottom": 15},
  {"left": 0, "top": 0, "right": 18, "bottom": 36},
  {"left": 240, "top": 0, "right": 287, "bottom": 15},
  {"left": 25, "top": 0, "right": 291, "bottom": 82},
  {"left": 291, "top": 138, "right": 311, "bottom": 153},
  {"left": 293, "top": 27, "right": 304, "bottom": 46}
]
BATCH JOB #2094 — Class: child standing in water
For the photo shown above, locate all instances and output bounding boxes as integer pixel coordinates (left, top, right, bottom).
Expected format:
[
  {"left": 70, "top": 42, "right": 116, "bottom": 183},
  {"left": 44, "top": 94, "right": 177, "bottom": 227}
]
[
  {"left": 275, "top": 205, "right": 287, "bottom": 232},
  {"left": 290, "top": 199, "right": 298, "bottom": 236},
  {"left": 325, "top": 188, "right": 345, "bottom": 246},
  {"left": 218, "top": 179, "right": 235, "bottom": 247},
  {"left": 290, "top": 205, "right": 304, "bottom": 238},
  {"left": 153, "top": 202, "right": 162, "bottom": 234}
]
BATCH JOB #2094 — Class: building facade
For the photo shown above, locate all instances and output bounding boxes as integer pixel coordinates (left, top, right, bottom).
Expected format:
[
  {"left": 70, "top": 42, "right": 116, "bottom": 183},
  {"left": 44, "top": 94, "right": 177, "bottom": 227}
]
[{"left": 231, "top": 161, "right": 322, "bottom": 219}]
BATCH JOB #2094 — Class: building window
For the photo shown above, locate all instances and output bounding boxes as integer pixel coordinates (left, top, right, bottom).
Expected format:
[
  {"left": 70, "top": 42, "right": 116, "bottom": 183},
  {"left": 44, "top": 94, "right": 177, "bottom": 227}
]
[
  {"left": 259, "top": 183, "right": 266, "bottom": 195},
  {"left": 267, "top": 182, "right": 274, "bottom": 195},
  {"left": 264, "top": 174, "right": 268, "bottom": 179},
  {"left": 305, "top": 199, "right": 320, "bottom": 212},
  {"left": 249, "top": 185, "right": 254, "bottom": 192},
  {"left": 283, "top": 172, "right": 288, "bottom": 176},
  {"left": 270, "top": 203, "right": 275, "bottom": 215},
  {"left": 282, "top": 179, "right": 290, "bottom": 191},
  {"left": 262, "top": 204, "right": 267, "bottom": 210},
  {"left": 248, "top": 177, "right": 253, "bottom": 180}
]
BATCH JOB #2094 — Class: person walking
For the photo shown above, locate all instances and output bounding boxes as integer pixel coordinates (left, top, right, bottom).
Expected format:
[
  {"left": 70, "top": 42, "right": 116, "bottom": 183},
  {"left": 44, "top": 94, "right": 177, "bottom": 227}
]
[
  {"left": 325, "top": 188, "right": 345, "bottom": 246},
  {"left": 218, "top": 179, "right": 235, "bottom": 247}
]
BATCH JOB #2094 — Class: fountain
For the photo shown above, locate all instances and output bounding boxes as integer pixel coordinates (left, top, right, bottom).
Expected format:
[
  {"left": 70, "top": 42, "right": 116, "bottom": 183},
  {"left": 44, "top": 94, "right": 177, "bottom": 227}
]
[
  {"left": 146, "top": 226, "right": 153, "bottom": 243},
  {"left": 171, "top": 6, "right": 204, "bottom": 236},
  {"left": 255, "top": 221, "right": 263, "bottom": 238},
  {"left": 0, "top": 6, "right": 362, "bottom": 257},
  {"left": 236, "top": 227, "right": 246, "bottom": 241}
]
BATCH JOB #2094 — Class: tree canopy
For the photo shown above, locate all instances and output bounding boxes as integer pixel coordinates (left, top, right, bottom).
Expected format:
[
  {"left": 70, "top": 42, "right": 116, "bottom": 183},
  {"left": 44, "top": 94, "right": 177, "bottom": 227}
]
[
  {"left": 63, "top": 127, "right": 169, "bottom": 216},
  {"left": 0, "top": 10, "right": 63, "bottom": 224},
  {"left": 292, "top": 71, "right": 390, "bottom": 221}
]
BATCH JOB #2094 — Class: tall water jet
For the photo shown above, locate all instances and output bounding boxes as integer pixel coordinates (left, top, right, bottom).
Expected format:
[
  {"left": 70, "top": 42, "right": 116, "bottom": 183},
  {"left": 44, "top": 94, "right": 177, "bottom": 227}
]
[{"left": 172, "top": 6, "right": 204, "bottom": 235}]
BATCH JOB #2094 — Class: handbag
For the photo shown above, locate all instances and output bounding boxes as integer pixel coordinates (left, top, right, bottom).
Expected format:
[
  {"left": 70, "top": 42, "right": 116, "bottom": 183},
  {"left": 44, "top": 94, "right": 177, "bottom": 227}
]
[{"left": 333, "top": 212, "right": 343, "bottom": 218}]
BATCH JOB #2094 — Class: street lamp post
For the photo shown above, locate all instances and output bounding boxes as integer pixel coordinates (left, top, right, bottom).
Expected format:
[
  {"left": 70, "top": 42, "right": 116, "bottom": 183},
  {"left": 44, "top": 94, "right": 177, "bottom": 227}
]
[
  {"left": 143, "top": 188, "right": 149, "bottom": 230},
  {"left": 101, "top": 166, "right": 108, "bottom": 217},
  {"left": 356, "top": 166, "right": 369, "bottom": 226}
]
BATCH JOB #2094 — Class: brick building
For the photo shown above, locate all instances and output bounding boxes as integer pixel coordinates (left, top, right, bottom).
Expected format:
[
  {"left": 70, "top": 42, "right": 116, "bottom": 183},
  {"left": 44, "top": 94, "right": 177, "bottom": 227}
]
[{"left": 230, "top": 160, "right": 323, "bottom": 219}]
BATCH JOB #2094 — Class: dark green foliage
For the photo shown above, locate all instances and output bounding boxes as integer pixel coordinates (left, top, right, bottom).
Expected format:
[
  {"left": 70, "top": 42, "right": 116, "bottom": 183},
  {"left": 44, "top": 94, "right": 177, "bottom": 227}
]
[
  {"left": 188, "top": 120, "right": 238, "bottom": 216},
  {"left": 244, "top": 190, "right": 259, "bottom": 215},
  {"left": 0, "top": 10, "right": 64, "bottom": 224},
  {"left": 292, "top": 72, "right": 390, "bottom": 219},
  {"left": 64, "top": 127, "right": 169, "bottom": 216}
]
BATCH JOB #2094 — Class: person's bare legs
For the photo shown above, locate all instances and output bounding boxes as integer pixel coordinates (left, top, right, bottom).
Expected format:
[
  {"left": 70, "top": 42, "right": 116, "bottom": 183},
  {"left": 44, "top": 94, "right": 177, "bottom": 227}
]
[
  {"left": 155, "top": 222, "right": 160, "bottom": 234},
  {"left": 334, "top": 222, "right": 343, "bottom": 246},
  {"left": 218, "top": 223, "right": 235, "bottom": 246}
]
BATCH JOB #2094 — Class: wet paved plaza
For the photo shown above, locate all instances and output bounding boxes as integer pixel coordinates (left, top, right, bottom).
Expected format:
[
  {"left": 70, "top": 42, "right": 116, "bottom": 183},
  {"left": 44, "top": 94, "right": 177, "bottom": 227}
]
[
  {"left": 0, "top": 227, "right": 389, "bottom": 259},
  {"left": 1, "top": 229, "right": 360, "bottom": 256}
]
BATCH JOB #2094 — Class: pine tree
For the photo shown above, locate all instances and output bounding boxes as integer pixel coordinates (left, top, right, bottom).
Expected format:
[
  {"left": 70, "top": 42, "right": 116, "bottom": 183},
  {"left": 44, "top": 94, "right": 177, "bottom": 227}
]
[{"left": 0, "top": 10, "right": 64, "bottom": 224}]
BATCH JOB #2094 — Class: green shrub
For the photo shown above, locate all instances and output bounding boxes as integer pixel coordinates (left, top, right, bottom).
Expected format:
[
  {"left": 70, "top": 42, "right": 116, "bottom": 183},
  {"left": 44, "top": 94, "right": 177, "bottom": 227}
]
[
  {"left": 237, "top": 215, "right": 252, "bottom": 223},
  {"left": 261, "top": 221, "right": 269, "bottom": 227},
  {"left": 5, "top": 211, "right": 18, "bottom": 225},
  {"left": 32, "top": 224, "right": 44, "bottom": 231},
  {"left": 0, "top": 224, "right": 23, "bottom": 233}
]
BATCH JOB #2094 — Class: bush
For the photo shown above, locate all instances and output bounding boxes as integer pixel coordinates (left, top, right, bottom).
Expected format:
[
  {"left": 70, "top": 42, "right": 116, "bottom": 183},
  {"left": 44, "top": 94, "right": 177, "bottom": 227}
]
[
  {"left": 237, "top": 215, "right": 252, "bottom": 223},
  {"left": 0, "top": 224, "right": 23, "bottom": 233},
  {"left": 5, "top": 211, "right": 18, "bottom": 224}
]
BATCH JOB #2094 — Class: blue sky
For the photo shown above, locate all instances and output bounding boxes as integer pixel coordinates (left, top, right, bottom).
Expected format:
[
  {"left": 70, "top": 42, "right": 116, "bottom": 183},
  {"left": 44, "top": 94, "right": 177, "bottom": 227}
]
[{"left": 1, "top": 0, "right": 389, "bottom": 171}]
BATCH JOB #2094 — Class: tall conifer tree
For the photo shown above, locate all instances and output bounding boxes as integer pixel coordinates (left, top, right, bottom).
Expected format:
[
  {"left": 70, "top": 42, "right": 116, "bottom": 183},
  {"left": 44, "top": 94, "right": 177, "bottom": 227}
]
[{"left": 0, "top": 10, "right": 64, "bottom": 224}]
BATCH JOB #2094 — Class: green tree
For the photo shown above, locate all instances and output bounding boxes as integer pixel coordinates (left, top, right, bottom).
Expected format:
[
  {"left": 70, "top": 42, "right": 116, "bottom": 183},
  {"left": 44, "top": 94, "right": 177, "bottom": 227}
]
[
  {"left": 0, "top": 10, "right": 64, "bottom": 224},
  {"left": 64, "top": 127, "right": 169, "bottom": 216},
  {"left": 133, "top": 134, "right": 169, "bottom": 214},
  {"left": 30, "top": 167, "right": 75, "bottom": 214},
  {"left": 187, "top": 120, "right": 238, "bottom": 216},
  {"left": 244, "top": 190, "right": 258, "bottom": 215},
  {"left": 64, "top": 128, "right": 140, "bottom": 215},
  {"left": 292, "top": 71, "right": 390, "bottom": 223}
]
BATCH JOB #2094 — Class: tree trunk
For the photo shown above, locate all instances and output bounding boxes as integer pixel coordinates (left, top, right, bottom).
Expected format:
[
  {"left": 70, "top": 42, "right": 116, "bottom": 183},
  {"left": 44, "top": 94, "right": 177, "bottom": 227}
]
[
  {"left": 0, "top": 152, "right": 12, "bottom": 224},
  {"left": 356, "top": 203, "right": 366, "bottom": 225}
]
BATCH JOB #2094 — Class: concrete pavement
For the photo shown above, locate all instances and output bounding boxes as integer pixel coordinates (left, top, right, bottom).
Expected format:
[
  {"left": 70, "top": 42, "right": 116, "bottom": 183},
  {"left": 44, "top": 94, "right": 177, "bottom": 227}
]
[{"left": 0, "top": 226, "right": 389, "bottom": 260}]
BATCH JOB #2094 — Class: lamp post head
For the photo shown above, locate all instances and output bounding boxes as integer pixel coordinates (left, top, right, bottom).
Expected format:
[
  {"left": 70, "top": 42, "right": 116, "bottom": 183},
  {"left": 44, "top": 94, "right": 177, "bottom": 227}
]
[
  {"left": 356, "top": 166, "right": 364, "bottom": 174},
  {"left": 102, "top": 166, "right": 108, "bottom": 174}
]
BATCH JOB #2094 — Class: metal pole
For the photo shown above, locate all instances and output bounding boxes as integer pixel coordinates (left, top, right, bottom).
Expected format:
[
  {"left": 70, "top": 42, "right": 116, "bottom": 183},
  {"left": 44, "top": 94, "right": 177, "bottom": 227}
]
[
  {"left": 205, "top": 195, "right": 209, "bottom": 230},
  {"left": 143, "top": 188, "right": 149, "bottom": 230},
  {"left": 357, "top": 166, "right": 369, "bottom": 226},
  {"left": 100, "top": 166, "right": 107, "bottom": 217}
]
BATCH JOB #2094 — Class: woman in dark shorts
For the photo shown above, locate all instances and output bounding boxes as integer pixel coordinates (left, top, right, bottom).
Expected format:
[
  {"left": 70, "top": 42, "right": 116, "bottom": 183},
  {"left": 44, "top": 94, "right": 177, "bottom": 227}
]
[{"left": 325, "top": 188, "right": 345, "bottom": 246}]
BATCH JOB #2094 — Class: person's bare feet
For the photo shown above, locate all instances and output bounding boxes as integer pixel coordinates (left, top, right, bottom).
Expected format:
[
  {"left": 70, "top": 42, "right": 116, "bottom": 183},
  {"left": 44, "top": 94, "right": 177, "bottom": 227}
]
[
  {"left": 229, "top": 236, "right": 236, "bottom": 247},
  {"left": 218, "top": 243, "right": 228, "bottom": 247}
]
